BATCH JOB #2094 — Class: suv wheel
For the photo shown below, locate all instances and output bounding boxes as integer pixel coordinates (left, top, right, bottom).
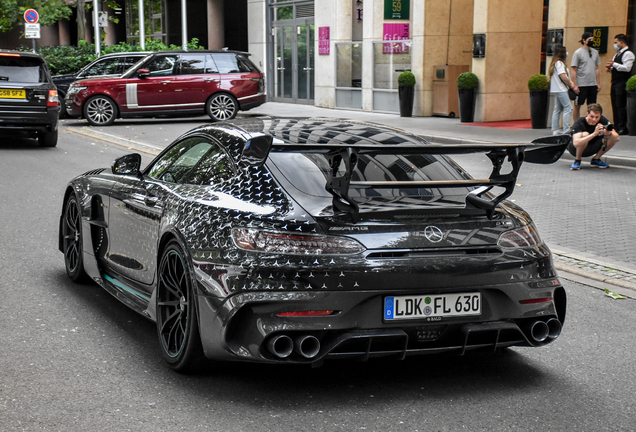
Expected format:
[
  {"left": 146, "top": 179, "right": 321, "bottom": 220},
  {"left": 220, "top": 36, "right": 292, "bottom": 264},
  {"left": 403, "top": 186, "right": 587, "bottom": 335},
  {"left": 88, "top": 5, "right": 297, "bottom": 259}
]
[
  {"left": 206, "top": 93, "right": 237, "bottom": 121},
  {"left": 84, "top": 95, "right": 118, "bottom": 126},
  {"left": 38, "top": 129, "right": 58, "bottom": 147}
]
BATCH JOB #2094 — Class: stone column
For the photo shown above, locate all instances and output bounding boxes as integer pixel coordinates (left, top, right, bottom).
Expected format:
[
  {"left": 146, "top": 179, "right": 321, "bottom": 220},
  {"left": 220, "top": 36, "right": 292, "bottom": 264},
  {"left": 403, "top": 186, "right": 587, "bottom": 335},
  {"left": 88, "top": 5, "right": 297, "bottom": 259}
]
[
  {"left": 207, "top": 0, "right": 224, "bottom": 49},
  {"left": 59, "top": 19, "right": 71, "bottom": 46},
  {"left": 472, "top": 0, "right": 544, "bottom": 122}
]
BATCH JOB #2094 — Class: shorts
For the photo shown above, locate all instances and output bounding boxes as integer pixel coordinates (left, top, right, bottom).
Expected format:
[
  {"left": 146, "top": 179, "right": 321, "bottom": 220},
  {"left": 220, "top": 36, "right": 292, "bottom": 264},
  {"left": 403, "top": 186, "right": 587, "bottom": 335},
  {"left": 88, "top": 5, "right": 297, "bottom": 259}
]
[
  {"left": 575, "top": 86, "right": 598, "bottom": 105},
  {"left": 567, "top": 134, "right": 604, "bottom": 157}
]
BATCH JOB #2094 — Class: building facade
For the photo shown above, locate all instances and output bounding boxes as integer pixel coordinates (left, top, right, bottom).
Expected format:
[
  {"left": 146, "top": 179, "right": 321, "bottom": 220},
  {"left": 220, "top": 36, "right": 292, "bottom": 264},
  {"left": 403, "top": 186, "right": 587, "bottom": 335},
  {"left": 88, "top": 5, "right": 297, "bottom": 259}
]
[{"left": 249, "top": 0, "right": 635, "bottom": 122}]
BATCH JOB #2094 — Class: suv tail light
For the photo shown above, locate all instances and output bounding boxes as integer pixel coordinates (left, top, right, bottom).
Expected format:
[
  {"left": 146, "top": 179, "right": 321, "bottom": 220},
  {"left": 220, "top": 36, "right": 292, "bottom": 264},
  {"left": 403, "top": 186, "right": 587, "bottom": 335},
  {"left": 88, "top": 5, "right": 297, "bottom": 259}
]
[
  {"left": 497, "top": 223, "right": 542, "bottom": 248},
  {"left": 251, "top": 77, "right": 265, "bottom": 93},
  {"left": 232, "top": 228, "right": 365, "bottom": 255},
  {"left": 47, "top": 90, "right": 58, "bottom": 107}
]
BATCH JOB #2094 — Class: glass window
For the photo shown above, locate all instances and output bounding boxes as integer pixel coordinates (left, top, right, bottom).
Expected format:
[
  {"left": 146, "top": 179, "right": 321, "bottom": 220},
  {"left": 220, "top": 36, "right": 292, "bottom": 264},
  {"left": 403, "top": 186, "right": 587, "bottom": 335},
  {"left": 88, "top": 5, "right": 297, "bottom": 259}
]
[
  {"left": 211, "top": 54, "right": 252, "bottom": 74},
  {"left": 82, "top": 58, "right": 120, "bottom": 77},
  {"left": 147, "top": 138, "right": 212, "bottom": 183},
  {"left": 145, "top": 55, "right": 177, "bottom": 76},
  {"left": 204, "top": 55, "right": 220, "bottom": 74},
  {"left": 373, "top": 41, "right": 412, "bottom": 90},
  {"left": 116, "top": 56, "right": 145, "bottom": 75},
  {"left": 178, "top": 54, "right": 205, "bottom": 75},
  {"left": 335, "top": 43, "right": 362, "bottom": 88},
  {"left": 183, "top": 145, "right": 235, "bottom": 186},
  {"left": 0, "top": 57, "right": 45, "bottom": 83}
]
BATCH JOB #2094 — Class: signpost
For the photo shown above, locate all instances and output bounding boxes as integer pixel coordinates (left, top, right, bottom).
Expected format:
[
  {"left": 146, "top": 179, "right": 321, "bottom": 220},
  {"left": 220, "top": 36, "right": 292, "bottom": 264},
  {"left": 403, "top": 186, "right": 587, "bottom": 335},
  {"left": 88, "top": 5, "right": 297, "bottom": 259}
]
[{"left": 24, "top": 9, "right": 39, "bottom": 53}]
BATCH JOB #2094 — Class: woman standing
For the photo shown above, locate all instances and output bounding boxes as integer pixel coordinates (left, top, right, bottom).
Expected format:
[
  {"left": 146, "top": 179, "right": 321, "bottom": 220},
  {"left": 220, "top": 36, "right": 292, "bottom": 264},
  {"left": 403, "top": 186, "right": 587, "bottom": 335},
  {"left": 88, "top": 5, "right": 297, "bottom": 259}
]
[{"left": 548, "top": 46, "right": 577, "bottom": 135}]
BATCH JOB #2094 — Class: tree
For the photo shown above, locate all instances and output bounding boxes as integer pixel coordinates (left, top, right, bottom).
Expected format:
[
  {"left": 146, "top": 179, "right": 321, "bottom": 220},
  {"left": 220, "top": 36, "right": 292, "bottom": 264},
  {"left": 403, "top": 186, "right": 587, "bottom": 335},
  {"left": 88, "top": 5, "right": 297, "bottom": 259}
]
[{"left": 0, "top": 0, "right": 72, "bottom": 32}]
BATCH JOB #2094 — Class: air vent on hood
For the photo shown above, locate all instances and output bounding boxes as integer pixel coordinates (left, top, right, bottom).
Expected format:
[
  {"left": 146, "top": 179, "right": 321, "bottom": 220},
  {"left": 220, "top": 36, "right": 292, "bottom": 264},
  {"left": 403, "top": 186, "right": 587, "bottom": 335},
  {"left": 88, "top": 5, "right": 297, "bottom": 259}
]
[{"left": 82, "top": 168, "right": 106, "bottom": 176}]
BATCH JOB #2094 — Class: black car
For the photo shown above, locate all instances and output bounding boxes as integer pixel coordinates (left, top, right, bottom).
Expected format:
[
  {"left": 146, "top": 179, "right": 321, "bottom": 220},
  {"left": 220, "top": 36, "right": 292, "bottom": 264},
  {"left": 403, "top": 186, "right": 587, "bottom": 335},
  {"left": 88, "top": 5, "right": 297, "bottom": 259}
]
[
  {"left": 53, "top": 51, "right": 148, "bottom": 118},
  {"left": 0, "top": 50, "right": 59, "bottom": 147},
  {"left": 59, "top": 118, "right": 568, "bottom": 372}
]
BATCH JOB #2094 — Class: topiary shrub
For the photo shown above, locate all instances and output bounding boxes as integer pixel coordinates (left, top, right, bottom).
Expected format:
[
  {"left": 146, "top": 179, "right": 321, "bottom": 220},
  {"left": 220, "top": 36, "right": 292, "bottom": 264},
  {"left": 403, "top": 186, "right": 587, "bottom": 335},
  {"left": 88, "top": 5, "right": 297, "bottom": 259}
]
[
  {"left": 398, "top": 70, "right": 416, "bottom": 87},
  {"left": 626, "top": 75, "right": 636, "bottom": 92},
  {"left": 528, "top": 73, "right": 549, "bottom": 91},
  {"left": 456, "top": 72, "right": 478, "bottom": 89}
]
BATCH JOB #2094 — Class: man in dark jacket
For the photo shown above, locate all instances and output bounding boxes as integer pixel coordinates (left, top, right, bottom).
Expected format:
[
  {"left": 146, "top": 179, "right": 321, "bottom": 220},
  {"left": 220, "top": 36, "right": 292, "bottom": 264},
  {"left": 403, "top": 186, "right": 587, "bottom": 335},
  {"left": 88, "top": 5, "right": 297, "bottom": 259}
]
[{"left": 606, "top": 34, "right": 634, "bottom": 135}]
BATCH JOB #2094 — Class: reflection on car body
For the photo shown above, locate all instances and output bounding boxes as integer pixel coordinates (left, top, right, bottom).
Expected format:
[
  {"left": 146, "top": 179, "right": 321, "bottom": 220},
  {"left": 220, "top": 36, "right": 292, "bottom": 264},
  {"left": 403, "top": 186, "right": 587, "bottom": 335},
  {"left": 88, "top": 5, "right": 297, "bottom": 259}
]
[{"left": 59, "top": 118, "right": 568, "bottom": 372}]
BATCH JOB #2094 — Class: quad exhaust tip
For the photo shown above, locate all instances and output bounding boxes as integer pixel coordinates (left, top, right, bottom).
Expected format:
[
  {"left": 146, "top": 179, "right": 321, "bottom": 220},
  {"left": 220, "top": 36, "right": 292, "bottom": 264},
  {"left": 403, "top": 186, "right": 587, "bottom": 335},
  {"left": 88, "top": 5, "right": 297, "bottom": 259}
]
[{"left": 267, "top": 334, "right": 321, "bottom": 359}]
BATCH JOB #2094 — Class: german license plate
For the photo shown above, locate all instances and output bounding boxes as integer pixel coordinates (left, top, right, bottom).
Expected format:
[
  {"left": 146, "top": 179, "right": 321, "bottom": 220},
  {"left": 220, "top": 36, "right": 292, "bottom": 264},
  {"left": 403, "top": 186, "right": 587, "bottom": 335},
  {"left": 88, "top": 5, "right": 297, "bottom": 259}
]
[
  {"left": 384, "top": 293, "right": 481, "bottom": 320},
  {"left": 0, "top": 89, "right": 26, "bottom": 99}
]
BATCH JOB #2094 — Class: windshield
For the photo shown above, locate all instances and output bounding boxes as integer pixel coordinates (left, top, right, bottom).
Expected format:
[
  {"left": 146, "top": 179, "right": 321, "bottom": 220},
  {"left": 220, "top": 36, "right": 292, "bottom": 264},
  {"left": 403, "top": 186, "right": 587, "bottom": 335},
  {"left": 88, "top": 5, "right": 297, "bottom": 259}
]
[
  {"left": 0, "top": 56, "right": 46, "bottom": 83},
  {"left": 268, "top": 152, "right": 471, "bottom": 199}
]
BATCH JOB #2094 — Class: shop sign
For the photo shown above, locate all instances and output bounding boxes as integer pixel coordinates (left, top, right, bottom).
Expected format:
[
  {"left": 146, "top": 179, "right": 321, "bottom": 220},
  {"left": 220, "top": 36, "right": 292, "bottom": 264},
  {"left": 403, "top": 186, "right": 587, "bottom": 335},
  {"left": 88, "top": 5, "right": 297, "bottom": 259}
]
[
  {"left": 584, "top": 26, "right": 608, "bottom": 54},
  {"left": 319, "top": 27, "right": 330, "bottom": 55},
  {"left": 383, "top": 23, "right": 409, "bottom": 54},
  {"left": 384, "top": 0, "right": 410, "bottom": 20}
]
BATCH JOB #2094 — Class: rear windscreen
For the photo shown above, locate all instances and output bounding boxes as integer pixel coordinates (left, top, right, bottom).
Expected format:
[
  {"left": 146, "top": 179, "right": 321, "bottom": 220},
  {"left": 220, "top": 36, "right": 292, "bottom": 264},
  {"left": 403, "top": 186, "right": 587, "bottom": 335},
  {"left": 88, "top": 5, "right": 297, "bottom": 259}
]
[
  {"left": 268, "top": 152, "right": 471, "bottom": 198},
  {"left": 0, "top": 56, "right": 46, "bottom": 83}
]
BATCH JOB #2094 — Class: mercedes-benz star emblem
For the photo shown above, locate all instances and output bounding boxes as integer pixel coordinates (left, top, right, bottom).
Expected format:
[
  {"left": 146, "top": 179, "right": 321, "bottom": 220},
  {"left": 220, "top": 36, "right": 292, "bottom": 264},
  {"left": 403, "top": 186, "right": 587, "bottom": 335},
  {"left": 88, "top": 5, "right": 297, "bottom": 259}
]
[{"left": 424, "top": 226, "right": 444, "bottom": 243}]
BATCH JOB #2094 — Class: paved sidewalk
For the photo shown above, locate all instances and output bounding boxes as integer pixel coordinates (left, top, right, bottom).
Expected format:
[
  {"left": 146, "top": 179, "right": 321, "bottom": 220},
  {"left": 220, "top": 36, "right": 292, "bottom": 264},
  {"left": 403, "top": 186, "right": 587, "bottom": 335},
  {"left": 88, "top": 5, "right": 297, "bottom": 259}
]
[{"left": 63, "top": 102, "right": 636, "bottom": 294}]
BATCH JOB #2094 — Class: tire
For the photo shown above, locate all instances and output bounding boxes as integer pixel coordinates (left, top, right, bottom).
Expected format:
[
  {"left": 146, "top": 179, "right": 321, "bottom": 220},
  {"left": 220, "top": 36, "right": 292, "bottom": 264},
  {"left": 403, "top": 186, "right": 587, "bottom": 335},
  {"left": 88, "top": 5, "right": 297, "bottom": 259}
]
[
  {"left": 59, "top": 95, "right": 67, "bottom": 118},
  {"left": 206, "top": 93, "right": 238, "bottom": 121},
  {"left": 38, "top": 129, "right": 58, "bottom": 147},
  {"left": 84, "top": 95, "right": 118, "bottom": 126},
  {"left": 62, "top": 194, "right": 90, "bottom": 283},
  {"left": 156, "top": 240, "right": 206, "bottom": 373}
]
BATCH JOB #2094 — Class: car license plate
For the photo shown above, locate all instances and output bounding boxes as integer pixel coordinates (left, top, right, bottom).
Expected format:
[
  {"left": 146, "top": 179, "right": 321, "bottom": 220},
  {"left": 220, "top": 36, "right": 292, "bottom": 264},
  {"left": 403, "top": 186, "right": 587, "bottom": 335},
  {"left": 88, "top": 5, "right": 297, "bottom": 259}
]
[
  {"left": 0, "top": 89, "right": 26, "bottom": 99},
  {"left": 384, "top": 293, "right": 481, "bottom": 320}
]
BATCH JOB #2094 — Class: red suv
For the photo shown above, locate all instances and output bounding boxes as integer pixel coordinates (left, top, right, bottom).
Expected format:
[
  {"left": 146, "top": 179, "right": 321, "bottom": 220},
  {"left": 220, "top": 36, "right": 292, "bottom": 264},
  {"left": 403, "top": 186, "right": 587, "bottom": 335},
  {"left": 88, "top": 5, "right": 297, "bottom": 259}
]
[{"left": 65, "top": 50, "right": 265, "bottom": 126}]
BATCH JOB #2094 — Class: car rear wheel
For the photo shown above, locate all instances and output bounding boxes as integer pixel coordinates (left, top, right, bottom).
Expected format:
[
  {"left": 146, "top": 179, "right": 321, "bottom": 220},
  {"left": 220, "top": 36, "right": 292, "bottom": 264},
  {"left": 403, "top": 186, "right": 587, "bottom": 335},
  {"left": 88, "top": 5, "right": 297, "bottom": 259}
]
[
  {"left": 38, "top": 129, "right": 58, "bottom": 147},
  {"left": 156, "top": 240, "right": 206, "bottom": 373},
  {"left": 62, "top": 194, "right": 89, "bottom": 283},
  {"left": 84, "top": 95, "right": 117, "bottom": 126},
  {"left": 206, "top": 93, "right": 238, "bottom": 121},
  {"left": 58, "top": 95, "right": 67, "bottom": 118}
]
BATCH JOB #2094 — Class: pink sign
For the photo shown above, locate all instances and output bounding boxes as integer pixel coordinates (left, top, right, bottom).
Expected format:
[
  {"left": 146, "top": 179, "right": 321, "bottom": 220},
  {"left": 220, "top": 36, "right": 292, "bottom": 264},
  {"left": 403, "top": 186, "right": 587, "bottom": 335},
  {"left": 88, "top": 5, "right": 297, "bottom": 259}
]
[
  {"left": 383, "top": 23, "right": 410, "bottom": 54},
  {"left": 319, "top": 26, "right": 330, "bottom": 55}
]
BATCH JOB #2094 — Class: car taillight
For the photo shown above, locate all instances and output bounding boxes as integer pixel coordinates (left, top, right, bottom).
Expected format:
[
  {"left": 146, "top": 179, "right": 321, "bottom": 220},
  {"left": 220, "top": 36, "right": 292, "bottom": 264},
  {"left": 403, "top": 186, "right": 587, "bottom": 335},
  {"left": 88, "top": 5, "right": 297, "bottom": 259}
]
[
  {"left": 0, "top": 53, "right": 21, "bottom": 57},
  {"left": 47, "top": 89, "right": 58, "bottom": 107},
  {"left": 497, "top": 223, "right": 542, "bottom": 248},
  {"left": 251, "top": 77, "right": 264, "bottom": 93},
  {"left": 232, "top": 228, "right": 365, "bottom": 255}
]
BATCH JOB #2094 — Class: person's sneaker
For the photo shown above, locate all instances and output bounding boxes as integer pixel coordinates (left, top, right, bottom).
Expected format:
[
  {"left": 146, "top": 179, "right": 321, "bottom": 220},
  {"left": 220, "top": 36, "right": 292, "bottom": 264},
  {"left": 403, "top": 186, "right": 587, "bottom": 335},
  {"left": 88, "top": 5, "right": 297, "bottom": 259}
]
[
  {"left": 570, "top": 160, "right": 581, "bottom": 170},
  {"left": 552, "top": 130, "right": 562, "bottom": 135},
  {"left": 590, "top": 158, "right": 609, "bottom": 169}
]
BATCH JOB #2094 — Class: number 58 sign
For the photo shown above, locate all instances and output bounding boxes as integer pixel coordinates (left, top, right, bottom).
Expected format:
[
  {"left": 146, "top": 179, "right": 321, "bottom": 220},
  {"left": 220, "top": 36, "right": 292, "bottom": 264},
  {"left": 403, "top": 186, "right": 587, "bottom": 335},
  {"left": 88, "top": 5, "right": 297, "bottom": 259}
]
[{"left": 384, "top": 0, "right": 410, "bottom": 20}]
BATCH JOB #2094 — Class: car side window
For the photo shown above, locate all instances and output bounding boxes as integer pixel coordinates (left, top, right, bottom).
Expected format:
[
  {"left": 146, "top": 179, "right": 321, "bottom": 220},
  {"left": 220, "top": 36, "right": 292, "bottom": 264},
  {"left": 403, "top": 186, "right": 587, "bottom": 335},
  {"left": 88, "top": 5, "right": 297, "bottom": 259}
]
[
  {"left": 116, "top": 56, "right": 143, "bottom": 75},
  {"left": 147, "top": 138, "right": 212, "bottom": 183},
  {"left": 83, "top": 58, "right": 120, "bottom": 77},
  {"left": 211, "top": 54, "right": 252, "bottom": 74},
  {"left": 178, "top": 54, "right": 206, "bottom": 75},
  {"left": 146, "top": 55, "right": 177, "bottom": 76},
  {"left": 205, "top": 55, "right": 220, "bottom": 74},
  {"left": 182, "top": 144, "right": 235, "bottom": 186}
]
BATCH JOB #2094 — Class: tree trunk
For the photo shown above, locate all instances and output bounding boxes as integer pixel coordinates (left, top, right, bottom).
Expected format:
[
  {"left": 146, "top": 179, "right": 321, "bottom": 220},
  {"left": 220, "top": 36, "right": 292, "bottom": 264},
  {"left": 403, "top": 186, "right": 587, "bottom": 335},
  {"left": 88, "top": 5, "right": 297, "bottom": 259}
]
[{"left": 77, "top": 0, "right": 86, "bottom": 42}]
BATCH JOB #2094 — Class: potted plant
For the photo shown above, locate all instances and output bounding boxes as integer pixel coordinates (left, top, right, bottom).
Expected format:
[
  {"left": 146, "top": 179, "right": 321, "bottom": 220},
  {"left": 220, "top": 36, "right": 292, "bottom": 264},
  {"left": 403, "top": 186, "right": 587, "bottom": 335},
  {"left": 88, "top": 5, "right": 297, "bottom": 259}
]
[
  {"left": 626, "top": 75, "right": 636, "bottom": 136},
  {"left": 398, "top": 71, "right": 416, "bottom": 117},
  {"left": 456, "top": 72, "right": 479, "bottom": 122},
  {"left": 528, "top": 73, "right": 550, "bottom": 129}
]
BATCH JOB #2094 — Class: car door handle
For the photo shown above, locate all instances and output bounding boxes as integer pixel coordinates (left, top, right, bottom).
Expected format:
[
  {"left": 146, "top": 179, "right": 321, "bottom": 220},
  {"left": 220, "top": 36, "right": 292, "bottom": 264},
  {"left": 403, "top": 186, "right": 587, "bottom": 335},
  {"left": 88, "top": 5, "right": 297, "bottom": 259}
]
[
  {"left": 161, "top": 80, "right": 171, "bottom": 85},
  {"left": 204, "top": 78, "right": 218, "bottom": 82},
  {"left": 144, "top": 196, "right": 159, "bottom": 206}
]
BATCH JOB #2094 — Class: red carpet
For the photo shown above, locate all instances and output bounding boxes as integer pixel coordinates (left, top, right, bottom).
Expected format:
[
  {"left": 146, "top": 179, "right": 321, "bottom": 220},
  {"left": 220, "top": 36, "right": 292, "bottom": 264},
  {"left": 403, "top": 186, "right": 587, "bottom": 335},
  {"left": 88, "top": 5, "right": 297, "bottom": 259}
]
[{"left": 463, "top": 120, "right": 533, "bottom": 129}]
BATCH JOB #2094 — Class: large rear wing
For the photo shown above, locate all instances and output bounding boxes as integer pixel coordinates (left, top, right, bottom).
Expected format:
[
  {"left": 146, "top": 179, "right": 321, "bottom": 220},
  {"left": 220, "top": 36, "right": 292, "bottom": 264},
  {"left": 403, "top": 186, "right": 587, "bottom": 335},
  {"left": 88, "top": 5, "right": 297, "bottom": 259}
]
[{"left": 241, "top": 133, "right": 569, "bottom": 221}]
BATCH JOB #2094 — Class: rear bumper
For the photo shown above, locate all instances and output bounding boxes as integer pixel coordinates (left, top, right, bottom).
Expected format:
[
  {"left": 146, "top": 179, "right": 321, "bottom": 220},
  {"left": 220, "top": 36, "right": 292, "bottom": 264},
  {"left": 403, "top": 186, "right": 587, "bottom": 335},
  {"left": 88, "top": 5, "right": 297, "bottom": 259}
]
[
  {"left": 238, "top": 93, "right": 266, "bottom": 111},
  {"left": 0, "top": 106, "right": 58, "bottom": 132}
]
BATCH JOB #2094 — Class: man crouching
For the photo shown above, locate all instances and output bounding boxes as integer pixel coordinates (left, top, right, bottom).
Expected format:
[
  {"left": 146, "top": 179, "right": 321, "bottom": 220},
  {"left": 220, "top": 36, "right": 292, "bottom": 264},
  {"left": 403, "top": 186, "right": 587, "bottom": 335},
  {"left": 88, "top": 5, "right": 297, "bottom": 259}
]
[{"left": 569, "top": 103, "right": 619, "bottom": 170}]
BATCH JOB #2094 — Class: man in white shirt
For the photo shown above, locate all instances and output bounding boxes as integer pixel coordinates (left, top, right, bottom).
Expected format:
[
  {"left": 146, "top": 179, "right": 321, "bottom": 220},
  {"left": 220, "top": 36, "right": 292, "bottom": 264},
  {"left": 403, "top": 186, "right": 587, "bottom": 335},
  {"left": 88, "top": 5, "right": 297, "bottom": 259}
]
[{"left": 606, "top": 34, "right": 635, "bottom": 135}]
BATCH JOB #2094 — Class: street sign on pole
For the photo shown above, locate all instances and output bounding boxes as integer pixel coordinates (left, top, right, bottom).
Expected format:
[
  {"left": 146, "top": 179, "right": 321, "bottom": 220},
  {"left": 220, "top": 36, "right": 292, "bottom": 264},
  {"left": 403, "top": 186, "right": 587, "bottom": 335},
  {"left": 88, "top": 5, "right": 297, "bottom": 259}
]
[
  {"left": 98, "top": 11, "right": 108, "bottom": 28},
  {"left": 25, "top": 23, "right": 40, "bottom": 39},
  {"left": 24, "top": 9, "right": 39, "bottom": 24}
]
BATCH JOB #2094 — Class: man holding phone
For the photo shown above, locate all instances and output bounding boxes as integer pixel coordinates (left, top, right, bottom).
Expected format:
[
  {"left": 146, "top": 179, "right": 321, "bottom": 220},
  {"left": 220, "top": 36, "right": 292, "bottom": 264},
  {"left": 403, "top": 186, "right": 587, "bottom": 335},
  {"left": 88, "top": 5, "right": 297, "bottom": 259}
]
[{"left": 569, "top": 104, "right": 620, "bottom": 170}]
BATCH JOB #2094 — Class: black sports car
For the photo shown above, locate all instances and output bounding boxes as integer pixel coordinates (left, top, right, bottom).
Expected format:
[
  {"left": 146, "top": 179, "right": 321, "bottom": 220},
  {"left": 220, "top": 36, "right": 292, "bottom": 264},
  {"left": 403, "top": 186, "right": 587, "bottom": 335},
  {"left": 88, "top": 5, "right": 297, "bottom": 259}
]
[{"left": 59, "top": 118, "right": 568, "bottom": 372}]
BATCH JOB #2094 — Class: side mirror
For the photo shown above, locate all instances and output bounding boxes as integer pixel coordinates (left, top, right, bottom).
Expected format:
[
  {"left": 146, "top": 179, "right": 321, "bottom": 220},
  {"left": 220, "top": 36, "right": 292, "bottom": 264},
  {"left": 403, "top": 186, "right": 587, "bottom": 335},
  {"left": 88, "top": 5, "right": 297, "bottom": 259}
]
[
  {"left": 112, "top": 153, "right": 142, "bottom": 176},
  {"left": 137, "top": 68, "right": 150, "bottom": 78}
]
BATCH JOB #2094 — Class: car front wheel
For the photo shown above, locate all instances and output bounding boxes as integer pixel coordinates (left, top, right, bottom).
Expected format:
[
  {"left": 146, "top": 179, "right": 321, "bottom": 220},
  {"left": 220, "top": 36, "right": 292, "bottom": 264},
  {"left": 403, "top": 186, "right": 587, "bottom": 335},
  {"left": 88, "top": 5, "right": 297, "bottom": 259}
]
[
  {"left": 206, "top": 93, "right": 238, "bottom": 121},
  {"left": 84, "top": 95, "right": 118, "bottom": 126},
  {"left": 156, "top": 240, "right": 206, "bottom": 373}
]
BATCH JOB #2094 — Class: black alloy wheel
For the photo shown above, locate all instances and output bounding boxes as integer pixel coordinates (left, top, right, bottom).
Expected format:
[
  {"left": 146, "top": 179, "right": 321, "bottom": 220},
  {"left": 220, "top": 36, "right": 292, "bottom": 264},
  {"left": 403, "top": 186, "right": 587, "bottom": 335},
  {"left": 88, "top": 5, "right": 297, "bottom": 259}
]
[
  {"left": 206, "top": 93, "right": 238, "bottom": 121},
  {"left": 156, "top": 241, "right": 206, "bottom": 372},
  {"left": 62, "top": 194, "right": 89, "bottom": 282},
  {"left": 84, "top": 95, "right": 117, "bottom": 126},
  {"left": 58, "top": 95, "right": 67, "bottom": 118}
]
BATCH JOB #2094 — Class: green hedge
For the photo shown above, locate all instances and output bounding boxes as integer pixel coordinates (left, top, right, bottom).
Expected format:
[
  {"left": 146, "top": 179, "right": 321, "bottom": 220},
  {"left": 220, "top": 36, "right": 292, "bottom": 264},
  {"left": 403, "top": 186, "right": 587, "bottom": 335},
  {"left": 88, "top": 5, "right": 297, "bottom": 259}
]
[
  {"left": 17, "top": 38, "right": 205, "bottom": 75},
  {"left": 527, "top": 73, "right": 549, "bottom": 91},
  {"left": 398, "top": 70, "right": 416, "bottom": 86},
  {"left": 456, "top": 72, "right": 478, "bottom": 89},
  {"left": 626, "top": 75, "right": 636, "bottom": 92}
]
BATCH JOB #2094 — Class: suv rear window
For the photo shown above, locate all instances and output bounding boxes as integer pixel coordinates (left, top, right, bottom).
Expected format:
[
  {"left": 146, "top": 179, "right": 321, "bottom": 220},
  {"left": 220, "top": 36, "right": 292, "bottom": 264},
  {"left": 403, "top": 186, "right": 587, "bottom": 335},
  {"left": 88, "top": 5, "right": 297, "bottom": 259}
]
[
  {"left": 268, "top": 153, "right": 469, "bottom": 198},
  {"left": 0, "top": 56, "right": 46, "bottom": 83}
]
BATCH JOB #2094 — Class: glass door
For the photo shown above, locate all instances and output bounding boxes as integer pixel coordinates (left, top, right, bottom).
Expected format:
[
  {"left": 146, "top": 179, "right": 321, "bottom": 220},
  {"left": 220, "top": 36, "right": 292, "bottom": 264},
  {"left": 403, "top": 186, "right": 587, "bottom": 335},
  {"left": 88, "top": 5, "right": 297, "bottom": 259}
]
[
  {"left": 297, "top": 23, "right": 314, "bottom": 102},
  {"left": 275, "top": 26, "right": 293, "bottom": 99}
]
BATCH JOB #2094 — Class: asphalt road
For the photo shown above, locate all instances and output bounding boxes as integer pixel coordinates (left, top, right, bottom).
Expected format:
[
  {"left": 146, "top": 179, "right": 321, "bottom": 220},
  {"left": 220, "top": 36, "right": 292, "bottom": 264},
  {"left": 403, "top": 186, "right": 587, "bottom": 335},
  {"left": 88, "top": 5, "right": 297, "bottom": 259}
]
[{"left": 1, "top": 127, "right": 635, "bottom": 431}]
